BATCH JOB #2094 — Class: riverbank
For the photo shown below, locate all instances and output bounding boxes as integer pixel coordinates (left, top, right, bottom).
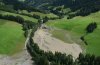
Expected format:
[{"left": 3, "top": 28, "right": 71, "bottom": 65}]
[
  {"left": 0, "top": 50, "right": 33, "bottom": 65},
  {"left": 33, "top": 28, "right": 82, "bottom": 59}
]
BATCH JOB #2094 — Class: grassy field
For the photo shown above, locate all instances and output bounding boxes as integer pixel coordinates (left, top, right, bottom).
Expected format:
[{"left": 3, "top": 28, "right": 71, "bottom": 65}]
[
  {"left": 46, "top": 11, "right": 100, "bottom": 56},
  {"left": 30, "top": 12, "right": 58, "bottom": 18},
  {"left": 19, "top": 10, "right": 58, "bottom": 18},
  {"left": 0, "top": 19, "right": 25, "bottom": 55},
  {"left": 0, "top": 10, "right": 38, "bottom": 23},
  {"left": 51, "top": 29, "right": 81, "bottom": 44}
]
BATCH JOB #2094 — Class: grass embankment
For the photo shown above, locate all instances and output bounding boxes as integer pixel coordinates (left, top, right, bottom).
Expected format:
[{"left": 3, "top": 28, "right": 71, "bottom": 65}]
[
  {"left": 18, "top": 10, "right": 58, "bottom": 18},
  {"left": 46, "top": 11, "right": 100, "bottom": 56},
  {"left": 0, "top": 19, "right": 25, "bottom": 55},
  {"left": 30, "top": 12, "right": 58, "bottom": 18},
  {"left": 0, "top": 10, "right": 37, "bottom": 23}
]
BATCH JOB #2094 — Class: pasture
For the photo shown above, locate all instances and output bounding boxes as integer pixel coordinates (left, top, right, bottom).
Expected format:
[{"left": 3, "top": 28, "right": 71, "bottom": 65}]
[
  {"left": 0, "top": 19, "right": 25, "bottom": 55},
  {"left": 46, "top": 11, "right": 100, "bottom": 56}
]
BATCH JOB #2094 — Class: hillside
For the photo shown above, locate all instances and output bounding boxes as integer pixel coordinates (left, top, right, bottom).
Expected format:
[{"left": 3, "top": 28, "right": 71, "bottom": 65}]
[
  {"left": 0, "top": 0, "right": 100, "bottom": 65},
  {"left": 46, "top": 11, "right": 100, "bottom": 56},
  {"left": 0, "top": 19, "right": 25, "bottom": 55},
  {"left": 1, "top": 0, "right": 100, "bottom": 16}
]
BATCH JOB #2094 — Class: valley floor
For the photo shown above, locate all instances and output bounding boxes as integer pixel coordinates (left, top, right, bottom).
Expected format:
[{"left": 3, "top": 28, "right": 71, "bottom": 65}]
[
  {"left": 0, "top": 50, "right": 33, "bottom": 65},
  {"left": 33, "top": 27, "right": 82, "bottom": 59}
]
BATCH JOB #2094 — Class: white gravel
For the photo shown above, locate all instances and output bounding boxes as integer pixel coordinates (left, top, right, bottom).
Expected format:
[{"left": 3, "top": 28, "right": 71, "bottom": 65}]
[
  {"left": 33, "top": 29, "right": 82, "bottom": 59},
  {"left": 0, "top": 49, "right": 33, "bottom": 65}
]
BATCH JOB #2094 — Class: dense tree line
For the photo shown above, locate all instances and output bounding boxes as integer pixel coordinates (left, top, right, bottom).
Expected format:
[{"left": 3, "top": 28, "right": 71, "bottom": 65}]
[
  {"left": 18, "top": 12, "right": 60, "bottom": 21},
  {"left": 0, "top": 0, "right": 47, "bottom": 13},
  {"left": 0, "top": 14, "right": 35, "bottom": 27},
  {"left": 45, "top": 0, "right": 100, "bottom": 18},
  {"left": 0, "top": 14, "right": 36, "bottom": 37},
  {"left": 27, "top": 36, "right": 100, "bottom": 65},
  {"left": 52, "top": 0, "right": 100, "bottom": 16},
  {"left": 78, "top": 53, "right": 100, "bottom": 65},
  {"left": 26, "top": 20, "right": 100, "bottom": 65},
  {"left": 2, "top": 0, "right": 99, "bottom": 18},
  {"left": 27, "top": 36, "right": 74, "bottom": 65},
  {"left": 26, "top": 26, "right": 100, "bottom": 65},
  {"left": 1, "top": 0, "right": 100, "bottom": 18}
]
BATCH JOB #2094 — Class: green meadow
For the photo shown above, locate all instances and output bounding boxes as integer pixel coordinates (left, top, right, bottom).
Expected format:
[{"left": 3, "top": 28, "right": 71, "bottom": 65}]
[
  {"left": 0, "top": 10, "right": 38, "bottom": 23},
  {"left": 30, "top": 12, "right": 58, "bottom": 18},
  {"left": 0, "top": 19, "right": 25, "bottom": 55},
  {"left": 46, "top": 11, "right": 100, "bottom": 56},
  {"left": 19, "top": 10, "right": 58, "bottom": 18}
]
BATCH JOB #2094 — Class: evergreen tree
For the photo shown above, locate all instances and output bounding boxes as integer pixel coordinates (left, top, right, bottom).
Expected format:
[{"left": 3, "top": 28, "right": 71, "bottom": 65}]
[{"left": 86, "top": 22, "right": 97, "bottom": 33}]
